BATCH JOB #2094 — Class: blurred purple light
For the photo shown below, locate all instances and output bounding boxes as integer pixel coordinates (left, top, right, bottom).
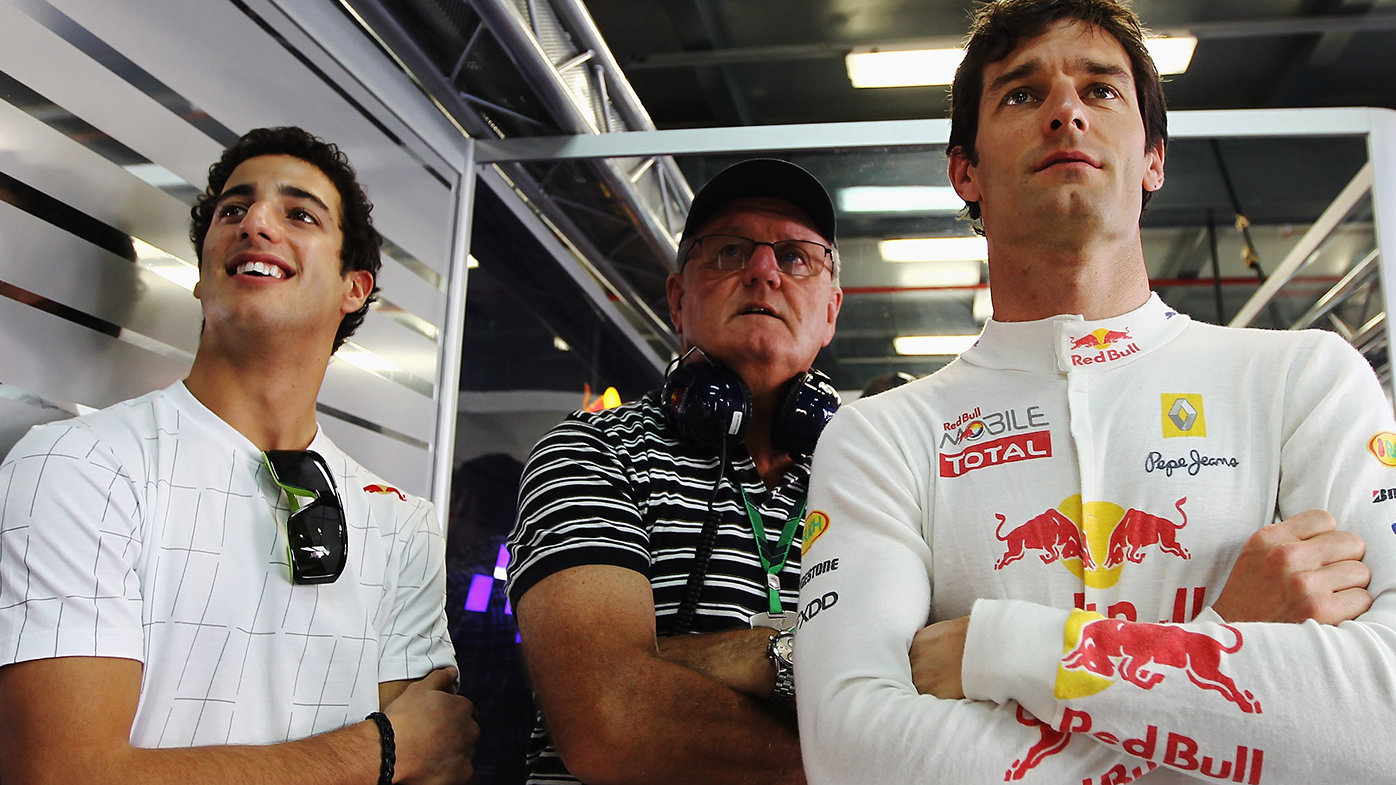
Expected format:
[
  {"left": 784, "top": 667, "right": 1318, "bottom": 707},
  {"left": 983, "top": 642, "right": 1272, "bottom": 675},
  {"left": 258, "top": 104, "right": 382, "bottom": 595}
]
[{"left": 465, "top": 573, "right": 493, "bottom": 612}]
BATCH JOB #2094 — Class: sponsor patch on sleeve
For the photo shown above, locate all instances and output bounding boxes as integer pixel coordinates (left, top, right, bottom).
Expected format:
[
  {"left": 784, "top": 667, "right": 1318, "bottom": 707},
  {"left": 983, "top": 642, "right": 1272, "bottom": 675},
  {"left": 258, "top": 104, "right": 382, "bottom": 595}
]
[
  {"left": 801, "top": 510, "right": 830, "bottom": 555},
  {"left": 1369, "top": 432, "right": 1396, "bottom": 467}
]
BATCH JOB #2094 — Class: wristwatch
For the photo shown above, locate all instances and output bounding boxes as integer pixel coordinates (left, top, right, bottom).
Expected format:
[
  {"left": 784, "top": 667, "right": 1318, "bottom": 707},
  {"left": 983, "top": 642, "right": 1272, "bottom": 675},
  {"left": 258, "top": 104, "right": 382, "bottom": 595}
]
[{"left": 767, "top": 629, "right": 796, "bottom": 705}]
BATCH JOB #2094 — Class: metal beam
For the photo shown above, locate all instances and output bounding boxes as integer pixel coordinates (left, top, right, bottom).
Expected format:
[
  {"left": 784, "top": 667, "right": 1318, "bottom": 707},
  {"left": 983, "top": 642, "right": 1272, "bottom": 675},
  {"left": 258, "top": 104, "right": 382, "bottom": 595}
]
[
  {"left": 476, "top": 108, "right": 1376, "bottom": 163},
  {"left": 621, "top": 15, "right": 1396, "bottom": 71}
]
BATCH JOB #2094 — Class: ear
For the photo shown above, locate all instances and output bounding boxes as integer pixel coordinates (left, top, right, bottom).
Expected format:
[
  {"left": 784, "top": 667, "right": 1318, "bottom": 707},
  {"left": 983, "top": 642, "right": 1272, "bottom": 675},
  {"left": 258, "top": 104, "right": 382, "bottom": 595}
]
[
  {"left": 948, "top": 147, "right": 982, "bottom": 205},
  {"left": 1142, "top": 139, "right": 1166, "bottom": 193},
  {"left": 821, "top": 285, "right": 843, "bottom": 348},
  {"left": 665, "top": 271, "right": 685, "bottom": 335},
  {"left": 341, "top": 269, "right": 374, "bottom": 315}
]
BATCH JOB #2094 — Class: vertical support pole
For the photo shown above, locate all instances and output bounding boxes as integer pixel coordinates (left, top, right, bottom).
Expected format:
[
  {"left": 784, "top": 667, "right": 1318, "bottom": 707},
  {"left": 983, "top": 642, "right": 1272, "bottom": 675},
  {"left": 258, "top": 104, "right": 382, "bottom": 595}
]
[
  {"left": 431, "top": 138, "right": 477, "bottom": 532},
  {"left": 1368, "top": 109, "right": 1396, "bottom": 407},
  {"left": 1208, "top": 209, "right": 1224, "bottom": 324}
]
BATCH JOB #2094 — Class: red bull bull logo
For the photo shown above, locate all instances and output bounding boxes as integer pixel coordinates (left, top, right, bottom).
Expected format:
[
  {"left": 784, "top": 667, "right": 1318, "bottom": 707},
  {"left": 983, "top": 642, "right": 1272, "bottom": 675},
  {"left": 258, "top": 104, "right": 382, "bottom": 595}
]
[
  {"left": 957, "top": 420, "right": 987, "bottom": 442},
  {"left": 1006, "top": 706, "right": 1073, "bottom": 781},
  {"left": 363, "top": 484, "right": 406, "bottom": 501},
  {"left": 1069, "top": 328, "right": 1139, "bottom": 367},
  {"left": 1071, "top": 327, "right": 1133, "bottom": 350},
  {"left": 1056, "top": 610, "right": 1261, "bottom": 714},
  {"left": 1368, "top": 431, "right": 1396, "bottom": 467},
  {"left": 993, "top": 496, "right": 1190, "bottom": 587}
]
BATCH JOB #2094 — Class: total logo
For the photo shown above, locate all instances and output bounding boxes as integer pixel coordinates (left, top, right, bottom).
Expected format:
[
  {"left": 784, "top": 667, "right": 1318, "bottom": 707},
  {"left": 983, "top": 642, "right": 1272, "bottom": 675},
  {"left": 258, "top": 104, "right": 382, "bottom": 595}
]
[
  {"left": 993, "top": 495, "right": 1190, "bottom": 588},
  {"left": 1069, "top": 328, "right": 1140, "bottom": 367}
]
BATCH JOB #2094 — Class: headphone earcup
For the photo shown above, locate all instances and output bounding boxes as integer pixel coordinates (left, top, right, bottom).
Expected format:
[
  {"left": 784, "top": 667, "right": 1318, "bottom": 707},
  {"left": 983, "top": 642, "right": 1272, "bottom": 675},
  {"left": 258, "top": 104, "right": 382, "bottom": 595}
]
[
  {"left": 661, "top": 360, "right": 753, "bottom": 448},
  {"left": 771, "top": 369, "right": 841, "bottom": 456}
]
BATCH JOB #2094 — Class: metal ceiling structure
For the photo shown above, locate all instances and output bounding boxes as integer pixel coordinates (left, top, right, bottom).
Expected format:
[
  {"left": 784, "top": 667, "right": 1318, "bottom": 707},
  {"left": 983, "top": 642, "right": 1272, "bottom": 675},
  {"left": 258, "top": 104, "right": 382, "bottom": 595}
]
[{"left": 338, "top": 0, "right": 1396, "bottom": 396}]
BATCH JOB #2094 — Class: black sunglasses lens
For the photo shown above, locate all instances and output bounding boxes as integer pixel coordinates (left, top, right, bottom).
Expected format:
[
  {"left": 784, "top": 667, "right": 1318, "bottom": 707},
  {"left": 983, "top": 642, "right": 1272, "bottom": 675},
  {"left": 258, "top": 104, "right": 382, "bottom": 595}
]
[
  {"left": 288, "top": 500, "right": 347, "bottom": 584},
  {"left": 266, "top": 450, "right": 348, "bottom": 585}
]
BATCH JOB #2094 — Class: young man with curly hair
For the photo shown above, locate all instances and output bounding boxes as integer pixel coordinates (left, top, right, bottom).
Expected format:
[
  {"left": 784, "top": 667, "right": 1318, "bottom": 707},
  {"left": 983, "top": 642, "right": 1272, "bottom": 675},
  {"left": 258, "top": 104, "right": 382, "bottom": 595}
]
[{"left": 0, "top": 127, "right": 476, "bottom": 785}]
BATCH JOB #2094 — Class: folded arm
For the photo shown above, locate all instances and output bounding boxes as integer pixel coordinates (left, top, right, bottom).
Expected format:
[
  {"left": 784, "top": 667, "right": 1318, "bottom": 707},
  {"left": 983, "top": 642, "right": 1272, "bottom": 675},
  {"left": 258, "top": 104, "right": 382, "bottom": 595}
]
[
  {"left": 0, "top": 657, "right": 476, "bottom": 785},
  {"left": 516, "top": 564, "right": 802, "bottom": 785}
]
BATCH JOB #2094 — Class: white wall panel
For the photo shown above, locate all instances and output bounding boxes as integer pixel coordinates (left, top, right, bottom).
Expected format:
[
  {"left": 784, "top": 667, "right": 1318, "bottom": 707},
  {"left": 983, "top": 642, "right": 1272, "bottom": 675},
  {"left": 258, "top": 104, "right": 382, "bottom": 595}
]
[
  {"left": 318, "top": 415, "right": 432, "bottom": 501},
  {"left": 48, "top": 0, "right": 457, "bottom": 272},
  {"left": 0, "top": 205, "right": 202, "bottom": 354},
  {"left": 0, "top": 0, "right": 474, "bottom": 497}
]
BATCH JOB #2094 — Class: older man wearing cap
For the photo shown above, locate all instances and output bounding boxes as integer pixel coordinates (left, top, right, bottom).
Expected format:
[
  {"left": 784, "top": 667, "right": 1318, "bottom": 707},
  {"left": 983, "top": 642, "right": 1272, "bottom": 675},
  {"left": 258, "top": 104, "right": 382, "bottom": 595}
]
[{"left": 506, "top": 159, "right": 842, "bottom": 785}]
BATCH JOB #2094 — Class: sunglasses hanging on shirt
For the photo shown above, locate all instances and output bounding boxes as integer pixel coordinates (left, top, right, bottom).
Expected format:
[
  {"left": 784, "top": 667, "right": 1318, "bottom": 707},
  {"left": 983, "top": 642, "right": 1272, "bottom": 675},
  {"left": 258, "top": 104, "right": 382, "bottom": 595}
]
[{"left": 263, "top": 450, "right": 348, "bottom": 585}]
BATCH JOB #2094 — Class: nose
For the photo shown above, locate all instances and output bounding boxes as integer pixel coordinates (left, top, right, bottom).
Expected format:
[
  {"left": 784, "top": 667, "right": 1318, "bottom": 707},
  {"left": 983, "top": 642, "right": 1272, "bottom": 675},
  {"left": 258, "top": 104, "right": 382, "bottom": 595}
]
[
  {"left": 1044, "top": 82, "right": 1087, "bottom": 134},
  {"left": 238, "top": 200, "right": 281, "bottom": 242},
  {"left": 743, "top": 242, "right": 782, "bottom": 288}
]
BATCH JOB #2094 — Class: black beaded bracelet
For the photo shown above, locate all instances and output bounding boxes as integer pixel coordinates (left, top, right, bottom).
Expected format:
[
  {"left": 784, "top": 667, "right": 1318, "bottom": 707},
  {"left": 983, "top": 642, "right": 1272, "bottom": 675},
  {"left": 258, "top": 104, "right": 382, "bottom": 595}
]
[{"left": 366, "top": 711, "right": 396, "bottom": 785}]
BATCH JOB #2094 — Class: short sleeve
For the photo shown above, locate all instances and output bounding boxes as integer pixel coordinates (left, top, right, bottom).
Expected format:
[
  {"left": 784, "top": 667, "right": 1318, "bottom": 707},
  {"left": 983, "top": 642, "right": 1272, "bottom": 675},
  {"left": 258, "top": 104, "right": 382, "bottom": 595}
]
[
  {"left": 507, "top": 415, "right": 650, "bottom": 606},
  {"left": 376, "top": 498, "right": 454, "bottom": 681},
  {"left": 0, "top": 422, "right": 145, "bottom": 665}
]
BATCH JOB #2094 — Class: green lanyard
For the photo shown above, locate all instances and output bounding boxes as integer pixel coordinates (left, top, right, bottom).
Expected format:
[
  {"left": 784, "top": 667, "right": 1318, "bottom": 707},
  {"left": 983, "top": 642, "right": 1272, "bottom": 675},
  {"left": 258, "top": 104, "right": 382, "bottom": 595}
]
[{"left": 740, "top": 486, "right": 806, "bottom": 615}]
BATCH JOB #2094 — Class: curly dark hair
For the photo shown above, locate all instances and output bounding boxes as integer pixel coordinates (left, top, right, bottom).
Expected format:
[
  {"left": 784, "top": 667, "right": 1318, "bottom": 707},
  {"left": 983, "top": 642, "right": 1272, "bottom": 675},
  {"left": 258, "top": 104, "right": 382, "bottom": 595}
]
[
  {"left": 189, "top": 126, "right": 382, "bottom": 351},
  {"left": 948, "top": 0, "right": 1169, "bottom": 223}
]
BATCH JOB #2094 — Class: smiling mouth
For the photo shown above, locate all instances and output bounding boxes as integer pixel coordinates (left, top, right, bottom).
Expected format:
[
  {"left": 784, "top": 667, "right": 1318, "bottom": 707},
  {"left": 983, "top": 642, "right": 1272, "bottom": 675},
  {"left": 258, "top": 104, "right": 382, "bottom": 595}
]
[{"left": 230, "top": 260, "right": 289, "bottom": 279}]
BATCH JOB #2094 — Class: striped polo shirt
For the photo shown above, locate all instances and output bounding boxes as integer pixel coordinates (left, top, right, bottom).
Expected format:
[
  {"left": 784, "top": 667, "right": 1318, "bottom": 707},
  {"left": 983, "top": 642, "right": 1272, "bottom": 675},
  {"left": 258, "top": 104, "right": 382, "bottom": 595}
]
[{"left": 506, "top": 393, "right": 809, "bottom": 784}]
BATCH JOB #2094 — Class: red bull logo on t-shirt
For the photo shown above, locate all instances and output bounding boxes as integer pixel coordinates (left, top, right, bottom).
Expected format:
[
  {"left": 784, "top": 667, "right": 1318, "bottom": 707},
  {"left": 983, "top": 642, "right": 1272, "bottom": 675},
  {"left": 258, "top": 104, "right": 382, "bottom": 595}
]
[
  {"left": 993, "top": 496, "right": 1190, "bottom": 588},
  {"left": 1055, "top": 610, "right": 1261, "bottom": 714},
  {"left": 1069, "top": 327, "right": 1140, "bottom": 367}
]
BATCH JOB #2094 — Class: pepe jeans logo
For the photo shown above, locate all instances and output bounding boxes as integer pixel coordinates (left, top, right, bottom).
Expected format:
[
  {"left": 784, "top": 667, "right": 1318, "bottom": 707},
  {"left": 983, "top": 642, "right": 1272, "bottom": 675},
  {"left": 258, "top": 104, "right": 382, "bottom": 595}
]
[{"left": 1145, "top": 451, "right": 1239, "bottom": 478}]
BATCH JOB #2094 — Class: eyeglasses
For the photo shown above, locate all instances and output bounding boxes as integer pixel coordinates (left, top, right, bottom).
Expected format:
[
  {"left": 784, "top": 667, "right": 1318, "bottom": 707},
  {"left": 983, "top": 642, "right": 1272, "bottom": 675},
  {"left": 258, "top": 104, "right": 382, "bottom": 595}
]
[
  {"left": 264, "top": 450, "right": 347, "bottom": 585},
  {"left": 684, "top": 234, "right": 834, "bottom": 279}
]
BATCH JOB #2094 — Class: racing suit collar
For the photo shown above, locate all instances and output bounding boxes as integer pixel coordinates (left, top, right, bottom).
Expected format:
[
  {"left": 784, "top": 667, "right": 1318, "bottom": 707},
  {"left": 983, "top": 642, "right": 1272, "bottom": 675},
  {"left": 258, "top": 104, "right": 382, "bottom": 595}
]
[{"left": 961, "top": 293, "right": 1190, "bottom": 374}]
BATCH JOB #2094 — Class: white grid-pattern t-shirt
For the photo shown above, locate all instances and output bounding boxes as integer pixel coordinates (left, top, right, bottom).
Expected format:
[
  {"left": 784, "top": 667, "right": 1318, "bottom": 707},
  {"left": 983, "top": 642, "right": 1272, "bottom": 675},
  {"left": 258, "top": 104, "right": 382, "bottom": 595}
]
[{"left": 0, "top": 381, "right": 453, "bottom": 747}]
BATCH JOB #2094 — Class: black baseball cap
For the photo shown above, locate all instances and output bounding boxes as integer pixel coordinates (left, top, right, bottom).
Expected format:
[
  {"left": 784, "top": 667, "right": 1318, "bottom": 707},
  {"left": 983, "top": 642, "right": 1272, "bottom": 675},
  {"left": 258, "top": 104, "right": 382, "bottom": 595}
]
[{"left": 680, "top": 159, "right": 837, "bottom": 247}]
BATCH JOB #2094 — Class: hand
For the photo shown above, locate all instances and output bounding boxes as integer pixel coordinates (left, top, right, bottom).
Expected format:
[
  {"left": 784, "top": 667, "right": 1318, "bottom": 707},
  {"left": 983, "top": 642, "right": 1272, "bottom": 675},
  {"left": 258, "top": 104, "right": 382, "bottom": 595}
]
[
  {"left": 909, "top": 616, "right": 969, "bottom": 699},
  {"left": 384, "top": 667, "right": 479, "bottom": 785},
  {"left": 1213, "top": 510, "right": 1371, "bottom": 625}
]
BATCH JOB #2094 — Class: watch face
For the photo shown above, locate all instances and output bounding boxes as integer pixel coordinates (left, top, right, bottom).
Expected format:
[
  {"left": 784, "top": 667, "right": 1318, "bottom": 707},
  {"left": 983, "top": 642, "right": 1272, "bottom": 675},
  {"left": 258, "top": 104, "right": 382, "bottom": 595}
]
[{"left": 774, "top": 634, "right": 795, "bottom": 663}]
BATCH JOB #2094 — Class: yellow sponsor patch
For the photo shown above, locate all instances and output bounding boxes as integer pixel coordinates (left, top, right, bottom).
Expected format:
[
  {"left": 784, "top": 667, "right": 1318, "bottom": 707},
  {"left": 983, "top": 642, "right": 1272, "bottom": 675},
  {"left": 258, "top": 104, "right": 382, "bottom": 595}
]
[
  {"left": 801, "top": 510, "right": 831, "bottom": 555},
  {"left": 1370, "top": 432, "right": 1396, "bottom": 467},
  {"left": 1161, "top": 393, "right": 1206, "bottom": 438}
]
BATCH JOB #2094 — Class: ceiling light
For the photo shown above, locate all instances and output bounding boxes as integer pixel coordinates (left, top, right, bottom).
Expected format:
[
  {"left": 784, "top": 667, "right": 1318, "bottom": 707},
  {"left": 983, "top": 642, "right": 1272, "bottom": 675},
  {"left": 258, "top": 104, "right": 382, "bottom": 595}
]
[
  {"left": 467, "top": 255, "right": 480, "bottom": 269},
  {"left": 846, "top": 47, "right": 964, "bottom": 88},
  {"left": 880, "top": 236, "right": 988, "bottom": 263},
  {"left": 838, "top": 186, "right": 965, "bottom": 214},
  {"left": 847, "top": 35, "right": 1196, "bottom": 89},
  {"left": 896, "top": 260, "right": 982, "bottom": 288},
  {"left": 894, "top": 334, "right": 980, "bottom": 356},
  {"left": 1145, "top": 36, "right": 1197, "bottom": 75},
  {"left": 554, "top": 336, "right": 571, "bottom": 352}
]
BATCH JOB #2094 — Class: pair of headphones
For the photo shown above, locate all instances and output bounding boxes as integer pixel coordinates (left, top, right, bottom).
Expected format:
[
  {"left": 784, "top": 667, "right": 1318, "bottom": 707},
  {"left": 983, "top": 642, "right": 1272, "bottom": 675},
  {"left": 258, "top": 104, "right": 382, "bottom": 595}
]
[{"left": 660, "top": 349, "right": 841, "bottom": 456}]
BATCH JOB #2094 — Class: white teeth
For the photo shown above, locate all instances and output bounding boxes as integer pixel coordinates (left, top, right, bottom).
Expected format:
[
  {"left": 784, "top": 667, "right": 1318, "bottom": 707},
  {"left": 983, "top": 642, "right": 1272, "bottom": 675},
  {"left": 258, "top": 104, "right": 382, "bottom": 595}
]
[{"left": 234, "top": 260, "right": 286, "bottom": 279}]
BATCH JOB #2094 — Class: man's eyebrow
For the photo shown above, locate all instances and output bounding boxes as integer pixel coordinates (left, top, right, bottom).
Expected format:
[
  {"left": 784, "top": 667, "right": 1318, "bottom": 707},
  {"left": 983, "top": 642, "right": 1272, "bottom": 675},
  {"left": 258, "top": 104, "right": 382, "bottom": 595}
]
[
  {"left": 280, "top": 185, "right": 331, "bottom": 213},
  {"left": 987, "top": 59, "right": 1040, "bottom": 95},
  {"left": 215, "top": 183, "right": 255, "bottom": 204},
  {"left": 213, "top": 183, "right": 331, "bottom": 214},
  {"left": 1083, "top": 59, "right": 1131, "bottom": 82}
]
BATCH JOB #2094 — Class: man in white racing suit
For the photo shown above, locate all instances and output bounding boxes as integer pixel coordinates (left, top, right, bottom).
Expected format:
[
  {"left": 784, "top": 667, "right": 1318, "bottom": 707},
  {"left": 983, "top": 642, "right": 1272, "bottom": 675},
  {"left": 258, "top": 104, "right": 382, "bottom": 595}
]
[{"left": 795, "top": 1, "right": 1395, "bottom": 783}]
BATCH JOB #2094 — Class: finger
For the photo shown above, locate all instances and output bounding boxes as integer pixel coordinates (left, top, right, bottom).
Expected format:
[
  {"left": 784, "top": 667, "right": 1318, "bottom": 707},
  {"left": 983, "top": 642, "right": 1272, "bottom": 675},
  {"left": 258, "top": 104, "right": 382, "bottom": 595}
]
[
  {"left": 1326, "top": 586, "right": 1374, "bottom": 624},
  {"left": 1311, "top": 559, "right": 1372, "bottom": 593},
  {"left": 1270, "top": 509, "right": 1337, "bottom": 541},
  {"left": 1301, "top": 530, "right": 1367, "bottom": 567}
]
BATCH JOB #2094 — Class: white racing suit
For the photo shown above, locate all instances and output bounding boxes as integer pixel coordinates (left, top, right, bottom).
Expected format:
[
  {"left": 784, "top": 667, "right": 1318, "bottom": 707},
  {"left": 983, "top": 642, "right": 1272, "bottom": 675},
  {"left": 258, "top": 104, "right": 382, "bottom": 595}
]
[{"left": 797, "top": 294, "right": 1396, "bottom": 784}]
